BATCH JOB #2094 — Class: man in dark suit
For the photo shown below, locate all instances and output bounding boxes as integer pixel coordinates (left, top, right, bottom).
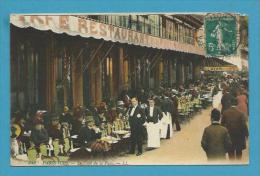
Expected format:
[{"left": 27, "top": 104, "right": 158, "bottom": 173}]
[
  {"left": 170, "top": 94, "right": 181, "bottom": 131},
  {"left": 221, "top": 88, "right": 235, "bottom": 114},
  {"left": 128, "top": 97, "right": 145, "bottom": 156},
  {"left": 221, "top": 103, "right": 249, "bottom": 160},
  {"left": 201, "top": 109, "right": 232, "bottom": 160}
]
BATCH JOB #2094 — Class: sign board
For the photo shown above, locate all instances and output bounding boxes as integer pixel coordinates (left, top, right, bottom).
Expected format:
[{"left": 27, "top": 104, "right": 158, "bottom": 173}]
[
  {"left": 10, "top": 15, "right": 205, "bottom": 56},
  {"left": 205, "top": 15, "right": 237, "bottom": 57},
  {"left": 203, "top": 66, "right": 238, "bottom": 71}
]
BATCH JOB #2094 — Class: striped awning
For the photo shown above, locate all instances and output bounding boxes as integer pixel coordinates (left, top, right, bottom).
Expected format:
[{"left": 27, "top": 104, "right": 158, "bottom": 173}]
[{"left": 10, "top": 14, "right": 205, "bottom": 56}]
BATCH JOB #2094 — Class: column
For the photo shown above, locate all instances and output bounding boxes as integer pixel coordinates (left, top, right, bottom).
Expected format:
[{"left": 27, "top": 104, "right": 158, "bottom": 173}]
[
  {"left": 72, "top": 56, "right": 84, "bottom": 107},
  {"left": 118, "top": 46, "right": 124, "bottom": 93}
]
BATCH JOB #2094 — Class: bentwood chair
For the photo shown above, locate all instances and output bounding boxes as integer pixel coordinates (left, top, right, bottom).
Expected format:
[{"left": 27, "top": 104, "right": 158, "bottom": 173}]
[
  {"left": 52, "top": 139, "right": 60, "bottom": 156},
  {"left": 27, "top": 146, "right": 37, "bottom": 162}
]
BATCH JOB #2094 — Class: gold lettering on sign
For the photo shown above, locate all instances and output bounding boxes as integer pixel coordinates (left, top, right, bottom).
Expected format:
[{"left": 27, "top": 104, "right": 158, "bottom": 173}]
[
  {"left": 30, "top": 16, "right": 44, "bottom": 25},
  {"left": 108, "top": 25, "right": 114, "bottom": 38},
  {"left": 139, "top": 34, "right": 144, "bottom": 44},
  {"left": 99, "top": 23, "right": 107, "bottom": 37},
  {"left": 78, "top": 18, "right": 88, "bottom": 33},
  {"left": 59, "top": 16, "right": 69, "bottom": 30},
  {"left": 45, "top": 16, "right": 54, "bottom": 26},
  {"left": 121, "top": 29, "right": 127, "bottom": 40},
  {"left": 143, "top": 35, "right": 148, "bottom": 44},
  {"left": 90, "top": 21, "right": 97, "bottom": 35},
  {"left": 128, "top": 30, "right": 133, "bottom": 42},
  {"left": 114, "top": 28, "right": 121, "bottom": 40},
  {"left": 134, "top": 32, "right": 139, "bottom": 43}
]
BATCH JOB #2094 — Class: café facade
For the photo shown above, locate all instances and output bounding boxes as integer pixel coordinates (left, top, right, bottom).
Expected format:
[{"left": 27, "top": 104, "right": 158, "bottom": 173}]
[{"left": 10, "top": 14, "right": 210, "bottom": 113}]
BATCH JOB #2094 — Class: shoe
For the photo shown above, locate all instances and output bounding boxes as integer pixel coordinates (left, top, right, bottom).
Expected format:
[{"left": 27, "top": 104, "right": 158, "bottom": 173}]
[{"left": 136, "top": 152, "right": 142, "bottom": 156}]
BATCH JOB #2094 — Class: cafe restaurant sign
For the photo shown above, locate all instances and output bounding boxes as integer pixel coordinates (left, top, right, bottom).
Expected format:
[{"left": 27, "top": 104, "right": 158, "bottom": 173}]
[
  {"left": 10, "top": 15, "right": 205, "bottom": 56},
  {"left": 203, "top": 66, "right": 238, "bottom": 72}
]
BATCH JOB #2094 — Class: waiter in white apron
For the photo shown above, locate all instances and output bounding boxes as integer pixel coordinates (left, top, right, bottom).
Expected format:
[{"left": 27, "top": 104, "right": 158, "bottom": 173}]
[{"left": 144, "top": 98, "right": 163, "bottom": 149}]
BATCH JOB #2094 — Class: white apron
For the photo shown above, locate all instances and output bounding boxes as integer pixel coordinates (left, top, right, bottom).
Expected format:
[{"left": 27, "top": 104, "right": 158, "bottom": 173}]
[
  {"left": 160, "top": 112, "right": 173, "bottom": 139},
  {"left": 146, "top": 122, "right": 160, "bottom": 148},
  {"left": 212, "top": 91, "right": 223, "bottom": 110}
]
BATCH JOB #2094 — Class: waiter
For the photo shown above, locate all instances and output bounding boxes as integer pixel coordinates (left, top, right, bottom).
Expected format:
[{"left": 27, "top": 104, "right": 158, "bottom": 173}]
[
  {"left": 128, "top": 97, "right": 145, "bottom": 156},
  {"left": 145, "top": 98, "right": 162, "bottom": 149}
]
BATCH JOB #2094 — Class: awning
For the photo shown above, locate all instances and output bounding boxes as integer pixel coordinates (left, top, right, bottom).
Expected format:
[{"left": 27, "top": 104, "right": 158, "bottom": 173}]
[
  {"left": 203, "top": 66, "right": 238, "bottom": 71},
  {"left": 10, "top": 14, "right": 205, "bottom": 56}
]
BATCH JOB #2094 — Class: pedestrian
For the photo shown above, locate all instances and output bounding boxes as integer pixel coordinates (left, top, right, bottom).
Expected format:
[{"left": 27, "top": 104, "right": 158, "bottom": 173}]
[
  {"left": 221, "top": 101, "right": 249, "bottom": 160},
  {"left": 236, "top": 89, "right": 248, "bottom": 121},
  {"left": 221, "top": 88, "right": 234, "bottom": 114},
  {"left": 128, "top": 97, "right": 146, "bottom": 156},
  {"left": 201, "top": 109, "right": 232, "bottom": 160}
]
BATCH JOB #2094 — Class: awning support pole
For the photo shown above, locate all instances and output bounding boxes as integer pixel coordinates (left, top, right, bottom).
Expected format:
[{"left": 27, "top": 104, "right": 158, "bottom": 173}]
[
  {"left": 150, "top": 51, "right": 164, "bottom": 70},
  {"left": 93, "top": 43, "right": 115, "bottom": 74},
  {"left": 81, "top": 40, "right": 105, "bottom": 73}
]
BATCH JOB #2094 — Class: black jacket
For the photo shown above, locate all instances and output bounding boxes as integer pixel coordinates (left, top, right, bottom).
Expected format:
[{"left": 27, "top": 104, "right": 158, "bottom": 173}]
[
  {"left": 128, "top": 105, "right": 145, "bottom": 135},
  {"left": 145, "top": 106, "right": 163, "bottom": 123},
  {"left": 78, "top": 126, "right": 101, "bottom": 147},
  {"left": 31, "top": 128, "right": 49, "bottom": 147}
]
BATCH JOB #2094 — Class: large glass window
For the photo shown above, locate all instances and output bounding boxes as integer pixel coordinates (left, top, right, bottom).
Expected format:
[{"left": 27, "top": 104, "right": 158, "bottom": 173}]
[{"left": 130, "top": 15, "right": 138, "bottom": 31}]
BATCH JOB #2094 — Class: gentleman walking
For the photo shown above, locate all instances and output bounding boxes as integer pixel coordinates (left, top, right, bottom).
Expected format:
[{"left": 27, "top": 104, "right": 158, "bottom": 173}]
[
  {"left": 201, "top": 109, "right": 232, "bottom": 160},
  {"left": 221, "top": 102, "right": 249, "bottom": 160}
]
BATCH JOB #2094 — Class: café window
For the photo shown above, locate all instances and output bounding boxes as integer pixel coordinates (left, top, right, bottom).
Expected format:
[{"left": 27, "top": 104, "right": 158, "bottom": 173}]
[
  {"left": 130, "top": 15, "right": 138, "bottom": 31},
  {"left": 119, "top": 16, "right": 129, "bottom": 28},
  {"left": 102, "top": 57, "right": 113, "bottom": 101},
  {"left": 161, "top": 17, "right": 166, "bottom": 38}
]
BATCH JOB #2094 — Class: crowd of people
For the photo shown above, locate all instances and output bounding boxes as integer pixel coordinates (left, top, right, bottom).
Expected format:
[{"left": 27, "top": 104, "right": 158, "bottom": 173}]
[
  {"left": 201, "top": 73, "right": 249, "bottom": 161},
  {"left": 10, "top": 72, "right": 249, "bottom": 162}
]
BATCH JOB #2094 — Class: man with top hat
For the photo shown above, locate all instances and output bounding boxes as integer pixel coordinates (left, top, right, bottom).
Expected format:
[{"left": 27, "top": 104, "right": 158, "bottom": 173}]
[{"left": 128, "top": 97, "right": 145, "bottom": 156}]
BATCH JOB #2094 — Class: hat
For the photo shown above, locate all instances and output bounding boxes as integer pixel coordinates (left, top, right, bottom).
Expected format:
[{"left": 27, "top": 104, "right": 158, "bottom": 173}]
[
  {"left": 35, "top": 111, "right": 46, "bottom": 119},
  {"left": 50, "top": 114, "right": 60, "bottom": 121},
  {"left": 64, "top": 106, "right": 69, "bottom": 112},
  {"left": 117, "top": 101, "right": 124, "bottom": 106}
]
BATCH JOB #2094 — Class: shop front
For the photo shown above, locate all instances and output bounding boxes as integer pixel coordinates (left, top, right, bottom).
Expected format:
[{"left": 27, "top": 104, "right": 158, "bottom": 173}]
[{"left": 11, "top": 15, "right": 206, "bottom": 112}]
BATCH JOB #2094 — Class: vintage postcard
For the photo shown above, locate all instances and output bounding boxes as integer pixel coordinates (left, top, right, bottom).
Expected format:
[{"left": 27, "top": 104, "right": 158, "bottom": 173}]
[{"left": 10, "top": 13, "right": 249, "bottom": 166}]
